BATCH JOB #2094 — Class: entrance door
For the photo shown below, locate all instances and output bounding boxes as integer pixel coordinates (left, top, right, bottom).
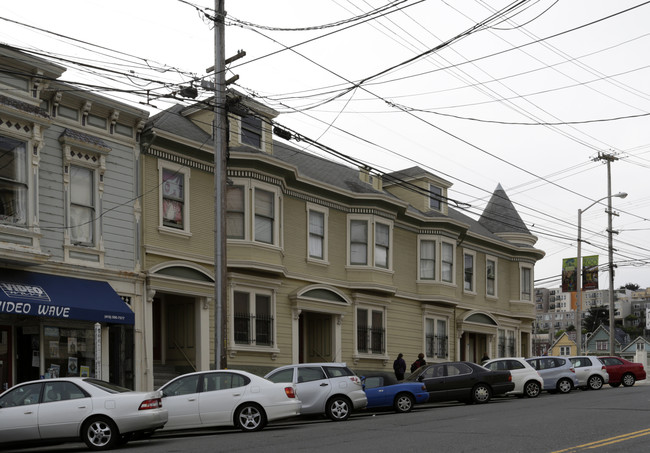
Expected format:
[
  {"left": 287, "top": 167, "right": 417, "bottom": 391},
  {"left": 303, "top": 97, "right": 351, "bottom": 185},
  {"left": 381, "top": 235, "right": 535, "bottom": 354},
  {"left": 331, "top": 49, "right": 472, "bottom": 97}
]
[
  {"left": 0, "top": 326, "right": 12, "bottom": 390},
  {"left": 166, "top": 296, "right": 196, "bottom": 368},
  {"left": 303, "top": 313, "right": 332, "bottom": 363}
]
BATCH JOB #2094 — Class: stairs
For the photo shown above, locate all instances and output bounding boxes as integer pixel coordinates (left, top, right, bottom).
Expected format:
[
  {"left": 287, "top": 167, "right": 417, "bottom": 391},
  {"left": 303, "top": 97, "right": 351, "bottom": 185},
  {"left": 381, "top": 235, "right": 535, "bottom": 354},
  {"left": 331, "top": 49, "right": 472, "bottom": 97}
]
[{"left": 153, "top": 363, "right": 181, "bottom": 390}]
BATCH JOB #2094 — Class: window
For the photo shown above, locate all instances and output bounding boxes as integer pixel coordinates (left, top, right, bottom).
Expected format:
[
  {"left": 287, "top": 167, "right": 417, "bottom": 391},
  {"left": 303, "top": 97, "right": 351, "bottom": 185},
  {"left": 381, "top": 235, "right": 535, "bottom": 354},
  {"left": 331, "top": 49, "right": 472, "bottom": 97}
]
[
  {"left": 162, "top": 374, "right": 199, "bottom": 396},
  {"left": 419, "top": 240, "right": 435, "bottom": 280},
  {"left": 357, "top": 307, "right": 385, "bottom": 354},
  {"left": 202, "top": 372, "right": 248, "bottom": 391},
  {"left": 429, "top": 184, "right": 442, "bottom": 211},
  {"left": 308, "top": 209, "right": 325, "bottom": 259},
  {"left": 486, "top": 257, "right": 497, "bottom": 297},
  {"left": 254, "top": 188, "right": 274, "bottom": 244},
  {"left": 441, "top": 242, "right": 454, "bottom": 283},
  {"left": 233, "top": 290, "right": 274, "bottom": 347},
  {"left": 0, "top": 135, "right": 28, "bottom": 225},
  {"left": 463, "top": 252, "right": 474, "bottom": 292},
  {"left": 162, "top": 167, "right": 185, "bottom": 230},
  {"left": 425, "top": 318, "right": 448, "bottom": 359},
  {"left": 350, "top": 220, "right": 368, "bottom": 265},
  {"left": 596, "top": 340, "right": 608, "bottom": 351},
  {"left": 226, "top": 185, "right": 245, "bottom": 239},
  {"left": 375, "top": 222, "right": 390, "bottom": 268},
  {"left": 498, "top": 329, "right": 506, "bottom": 357},
  {"left": 520, "top": 266, "right": 532, "bottom": 301},
  {"left": 70, "top": 165, "right": 95, "bottom": 245},
  {"left": 241, "top": 115, "right": 262, "bottom": 148}
]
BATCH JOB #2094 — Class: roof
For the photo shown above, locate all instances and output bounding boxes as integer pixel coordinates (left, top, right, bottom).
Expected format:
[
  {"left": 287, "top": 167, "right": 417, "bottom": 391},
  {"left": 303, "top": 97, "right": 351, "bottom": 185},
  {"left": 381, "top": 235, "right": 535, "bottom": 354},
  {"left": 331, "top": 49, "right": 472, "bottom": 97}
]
[{"left": 479, "top": 183, "right": 530, "bottom": 235}]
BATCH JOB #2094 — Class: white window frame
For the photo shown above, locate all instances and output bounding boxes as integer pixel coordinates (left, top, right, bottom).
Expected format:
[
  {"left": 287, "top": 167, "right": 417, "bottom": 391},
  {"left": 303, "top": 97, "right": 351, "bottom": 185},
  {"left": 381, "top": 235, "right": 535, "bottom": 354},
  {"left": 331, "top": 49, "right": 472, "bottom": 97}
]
[
  {"left": 226, "top": 183, "right": 246, "bottom": 240},
  {"left": 354, "top": 300, "right": 389, "bottom": 360},
  {"left": 306, "top": 203, "right": 328, "bottom": 263},
  {"left": 559, "top": 345, "right": 570, "bottom": 356},
  {"left": 230, "top": 285, "right": 277, "bottom": 352},
  {"left": 418, "top": 238, "right": 436, "bottom": 281},
  {"left": 424, "top": 316, "right": 449, "bottom": 360},
  {"left": 69, "top": 164, "right": 96, "bottom": 246},
  {"left": 441, "top": 240, "right": 455, "bottom": 285},
  {"left": 374, "top": 221, "right": 391, "bottom": 269},
  {"left": 253, "top": 184, "right": 281, "bottom": 246},
  {"left": 486, "top": 256, "right": 498, "bottom": 298},
  {"left": 429, "top": 183, "right": 442, "bottom": 211},
  {"left": 158, "top": 161, "right": 191, "bottom": 236},
  {"left": 0, "top": 133, "right": 29, "bottom": 227},
  {"left": 520, "top": 264, "right": 533, "bottom": 301},
  {"left": 347, "top": 214, "right": 393, "bottom": 271},
  {"left": 240, "top": 115, "right": 264, "bottom": 149},
  {"left": 463, "top": 250, "right": 476, "bottom": 294}
]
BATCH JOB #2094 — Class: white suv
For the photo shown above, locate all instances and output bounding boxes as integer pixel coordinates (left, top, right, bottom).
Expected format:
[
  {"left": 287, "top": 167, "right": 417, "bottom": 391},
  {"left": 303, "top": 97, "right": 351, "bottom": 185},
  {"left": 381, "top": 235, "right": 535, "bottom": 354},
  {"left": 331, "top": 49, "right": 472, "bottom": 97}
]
[
  {"left": 568, "top": 356, "right": 609, "bottom": 390},
  {"left": 265, "top": 363, "right": 367, "bottom": 421}
]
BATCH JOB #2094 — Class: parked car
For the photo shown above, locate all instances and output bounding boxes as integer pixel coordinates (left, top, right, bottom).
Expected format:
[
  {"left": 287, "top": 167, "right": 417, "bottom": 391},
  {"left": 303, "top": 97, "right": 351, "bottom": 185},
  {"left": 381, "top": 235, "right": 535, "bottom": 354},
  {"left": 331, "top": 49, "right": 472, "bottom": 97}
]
[
  {"left": 360, "top": 372, "right": 429, "bottom": 413},
  {"left": 0, "top": 377, "right": 167, "bottom": 451},
  {"left": 265, "top": 362, "right": 367, "bottom": 421},
  {"left": 159, "top": 369, "right": 300, "bottom": 432},
  {"left": 482, "top": 358, "right": 543, "bottom": 398},
  {"left": 598, "top": 356, "right": 647, "bottom": 387},
  {"left": 525, "top": 356, "right": 579, "bottom": 394},
  {"left": 405, "top": 361, "right": 514, "bottom": 404},
  {"left": 568, "top": 356, "right": 609, "bottom": 390}
]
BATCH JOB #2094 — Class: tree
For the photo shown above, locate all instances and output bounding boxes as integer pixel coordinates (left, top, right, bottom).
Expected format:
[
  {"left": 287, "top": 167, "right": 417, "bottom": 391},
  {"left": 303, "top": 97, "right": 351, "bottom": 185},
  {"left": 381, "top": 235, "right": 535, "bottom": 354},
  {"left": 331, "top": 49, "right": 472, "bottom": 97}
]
[
  {"left": 619, "top": 283, "right": 640, "bottom": 291},
  {"left": 583, "top": 306, "right": 609, "bottom": 333}
]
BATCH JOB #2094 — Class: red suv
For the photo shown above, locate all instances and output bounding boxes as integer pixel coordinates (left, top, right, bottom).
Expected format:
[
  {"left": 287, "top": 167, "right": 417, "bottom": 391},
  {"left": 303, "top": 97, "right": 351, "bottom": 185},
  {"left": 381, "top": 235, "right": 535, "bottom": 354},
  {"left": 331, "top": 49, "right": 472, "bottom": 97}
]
[{"left": 598, "top": 356, "right": 646, "bottom": 387}]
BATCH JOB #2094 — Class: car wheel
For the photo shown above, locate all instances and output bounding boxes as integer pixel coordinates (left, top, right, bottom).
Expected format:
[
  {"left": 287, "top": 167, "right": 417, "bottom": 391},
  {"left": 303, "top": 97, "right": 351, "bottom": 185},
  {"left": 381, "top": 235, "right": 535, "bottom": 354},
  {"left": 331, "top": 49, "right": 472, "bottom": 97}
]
[
  {"left": 235, "top": 403, "right": 267, "bottom": 432},
  {"left": 326, "top": 396, "right": 351, "bottom": 421},
  {"left": 622, "top": 373, "right": 636, "bottom": 387},
  {"left": 82, "top": 416, "right": 119, "bottom": 451},
  {"left": 393, "top": 393, "right": 414, "bottom": 413},
  {"left": 471, "top": 384, "right": 491, "bottom": 404},
  {"left": 588, "top": 375, "right": 604, "bottom": 390},
  {"left": 524, "top": 381, "right": 541, "bottom": 398},
  {"left": 610, "top": 382, "right": 621, "bottom": 388},
  {"left": 557, "top": 378, "right": 572, "bottom": 394}
]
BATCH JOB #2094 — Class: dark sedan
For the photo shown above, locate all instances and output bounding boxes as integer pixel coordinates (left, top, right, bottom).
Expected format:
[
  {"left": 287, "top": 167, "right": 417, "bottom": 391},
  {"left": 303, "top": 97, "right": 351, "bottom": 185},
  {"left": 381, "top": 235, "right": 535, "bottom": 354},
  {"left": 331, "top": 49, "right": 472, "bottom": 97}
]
[{"left": 405, "top": 361, "right": 514, "bottom": 404}]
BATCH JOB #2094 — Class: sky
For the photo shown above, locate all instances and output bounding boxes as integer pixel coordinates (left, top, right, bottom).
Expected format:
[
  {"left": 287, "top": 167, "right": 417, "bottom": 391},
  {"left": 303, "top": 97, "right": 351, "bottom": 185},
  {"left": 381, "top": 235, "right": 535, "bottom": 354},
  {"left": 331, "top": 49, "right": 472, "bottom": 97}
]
[{"left": 2, "top": 0, "right": 650, "bottom": 289}]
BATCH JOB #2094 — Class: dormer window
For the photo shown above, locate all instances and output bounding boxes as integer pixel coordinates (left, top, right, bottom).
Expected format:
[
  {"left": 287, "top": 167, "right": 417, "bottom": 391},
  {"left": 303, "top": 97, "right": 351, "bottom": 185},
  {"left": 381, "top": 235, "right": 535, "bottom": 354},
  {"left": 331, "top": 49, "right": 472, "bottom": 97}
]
[
  {"left": 241, "top": 115, "right": 262, "bottom": 148},
  {"left": 429, "top": 184, "right": 442, "bottom": 211}
]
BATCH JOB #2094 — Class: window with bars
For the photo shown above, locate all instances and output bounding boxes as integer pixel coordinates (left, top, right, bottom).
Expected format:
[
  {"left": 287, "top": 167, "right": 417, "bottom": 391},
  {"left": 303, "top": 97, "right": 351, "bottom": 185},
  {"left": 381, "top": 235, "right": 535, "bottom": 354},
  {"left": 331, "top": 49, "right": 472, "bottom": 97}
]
[
  {"left": 498, "top": 329, "right": 506, "bottom": 357},
  {"left": 233, "top": 291, "right": 274, "bottom": 347},
  {"left": 425, "top": 318, "right": 448, "bottom": 359},
  {"left": 357, "top": 308, "right": 385, "bottom": 354}
]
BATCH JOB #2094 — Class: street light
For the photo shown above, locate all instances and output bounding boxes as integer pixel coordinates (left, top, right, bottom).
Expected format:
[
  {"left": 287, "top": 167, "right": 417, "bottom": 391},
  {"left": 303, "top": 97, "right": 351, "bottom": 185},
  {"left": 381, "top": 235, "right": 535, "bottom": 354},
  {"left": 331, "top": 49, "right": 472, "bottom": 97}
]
[{"left": 576, "top": 191, "right": 627, "bottom": 356}]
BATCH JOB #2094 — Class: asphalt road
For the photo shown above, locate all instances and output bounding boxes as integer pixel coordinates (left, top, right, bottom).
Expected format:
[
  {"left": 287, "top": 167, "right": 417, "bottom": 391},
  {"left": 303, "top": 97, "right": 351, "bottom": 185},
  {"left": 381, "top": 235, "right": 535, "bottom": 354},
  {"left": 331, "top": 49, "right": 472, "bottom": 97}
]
[{"left": 4, "top": 382, "right": 650, "bottom": 453}]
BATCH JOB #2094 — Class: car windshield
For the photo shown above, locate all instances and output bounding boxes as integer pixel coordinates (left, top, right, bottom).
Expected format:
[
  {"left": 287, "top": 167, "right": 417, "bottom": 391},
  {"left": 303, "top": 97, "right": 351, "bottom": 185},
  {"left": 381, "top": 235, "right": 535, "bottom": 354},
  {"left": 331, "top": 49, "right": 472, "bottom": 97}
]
[{"left": 83, "top": 378, "right": 131, "bottom": 393}]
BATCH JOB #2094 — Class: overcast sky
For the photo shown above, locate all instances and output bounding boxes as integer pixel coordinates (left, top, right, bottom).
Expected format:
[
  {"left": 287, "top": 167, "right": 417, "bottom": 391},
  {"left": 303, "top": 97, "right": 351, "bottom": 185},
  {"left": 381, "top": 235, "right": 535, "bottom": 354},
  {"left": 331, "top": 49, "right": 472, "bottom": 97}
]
[{"left": 3, "top": 0, "right": 649, "bottom": 289}]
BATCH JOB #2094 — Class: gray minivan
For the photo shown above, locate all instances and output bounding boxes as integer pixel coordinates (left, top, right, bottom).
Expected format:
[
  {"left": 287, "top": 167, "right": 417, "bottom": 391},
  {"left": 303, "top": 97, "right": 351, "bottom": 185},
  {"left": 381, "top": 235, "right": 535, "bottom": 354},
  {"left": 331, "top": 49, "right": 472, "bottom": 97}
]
[
  {"left": 265, "top": 363, "right": 367, "bottom": 421},
  {"left": 525, "top": 356, "right": 579, "bottom": 394}
]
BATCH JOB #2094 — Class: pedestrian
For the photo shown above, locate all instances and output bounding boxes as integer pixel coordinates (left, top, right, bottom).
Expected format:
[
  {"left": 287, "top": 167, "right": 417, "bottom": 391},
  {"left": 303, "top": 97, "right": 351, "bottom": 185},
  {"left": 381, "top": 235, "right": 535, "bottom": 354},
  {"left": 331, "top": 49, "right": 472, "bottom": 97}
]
[
  {"left": 481, "top": 352, "right": 490, "bottom": 363},
  {"left": 393, "top": 353, "right": 406, "bottom": 380},
  {"left": 410, "top": 353, "right": 426, "bottom": 373}
]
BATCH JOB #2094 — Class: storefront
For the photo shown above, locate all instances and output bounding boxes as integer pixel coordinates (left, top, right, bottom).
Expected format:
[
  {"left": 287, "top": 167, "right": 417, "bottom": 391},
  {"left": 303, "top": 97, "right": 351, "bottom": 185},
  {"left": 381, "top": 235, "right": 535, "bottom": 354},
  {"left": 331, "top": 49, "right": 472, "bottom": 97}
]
[{"left": 0, "top": 269, "right": 135, "bottom": 391}]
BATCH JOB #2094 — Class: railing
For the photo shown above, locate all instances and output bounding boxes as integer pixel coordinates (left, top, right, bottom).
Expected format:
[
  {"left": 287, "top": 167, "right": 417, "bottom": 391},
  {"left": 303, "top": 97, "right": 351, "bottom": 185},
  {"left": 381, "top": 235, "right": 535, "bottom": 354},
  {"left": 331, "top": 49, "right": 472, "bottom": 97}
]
[{"left": 172, "top": 340, "right": 196, "bottom": 372}]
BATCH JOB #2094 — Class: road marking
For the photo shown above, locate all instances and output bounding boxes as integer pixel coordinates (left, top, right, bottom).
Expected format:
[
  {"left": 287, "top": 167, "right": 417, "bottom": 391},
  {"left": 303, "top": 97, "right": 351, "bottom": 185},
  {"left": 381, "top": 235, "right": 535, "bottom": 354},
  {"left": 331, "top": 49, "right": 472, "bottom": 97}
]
[{"left": 551, "top": 428, "right": 650, "bottom": 452}]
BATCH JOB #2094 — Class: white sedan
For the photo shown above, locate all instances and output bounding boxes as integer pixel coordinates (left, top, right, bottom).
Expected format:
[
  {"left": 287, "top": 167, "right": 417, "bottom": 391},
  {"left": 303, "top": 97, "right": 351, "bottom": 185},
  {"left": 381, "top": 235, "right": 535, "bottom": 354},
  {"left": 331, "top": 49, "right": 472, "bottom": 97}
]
[
  {"left": 0, "top": 377, "right": 168, "bottom": 451},
  {"left": 159, "top": 369, "right": 301, "bottom": 432},
  {"left": 482, "top": 357, "right": 544, "bottom": 398}
]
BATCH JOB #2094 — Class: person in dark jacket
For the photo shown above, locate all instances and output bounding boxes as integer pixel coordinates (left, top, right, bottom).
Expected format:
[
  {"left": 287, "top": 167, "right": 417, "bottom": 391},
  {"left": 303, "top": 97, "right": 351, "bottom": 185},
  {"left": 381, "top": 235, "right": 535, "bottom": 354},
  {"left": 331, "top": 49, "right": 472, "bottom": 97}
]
[
  {"left": 393, "top": 353, "right": 406, "bottom": 380},
  {"left": 410, "top": 353, "right": 426, "bottom": 373}
]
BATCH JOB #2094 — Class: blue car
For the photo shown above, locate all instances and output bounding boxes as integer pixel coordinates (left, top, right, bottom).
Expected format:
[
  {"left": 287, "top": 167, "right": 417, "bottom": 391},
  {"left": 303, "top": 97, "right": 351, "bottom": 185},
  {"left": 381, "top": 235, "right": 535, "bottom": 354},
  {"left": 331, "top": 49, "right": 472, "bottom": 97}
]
[{"left": 361, "top": 372, "right": 429, "bottom": 413}]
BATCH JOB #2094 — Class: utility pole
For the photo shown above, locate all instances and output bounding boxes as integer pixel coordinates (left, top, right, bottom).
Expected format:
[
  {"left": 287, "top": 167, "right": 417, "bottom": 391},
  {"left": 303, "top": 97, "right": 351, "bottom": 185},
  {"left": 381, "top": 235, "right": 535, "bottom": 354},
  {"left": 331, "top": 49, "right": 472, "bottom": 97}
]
[
  {"left": 213, "top": 0, "right": 227, "bottom": 370},
  {"left": 596, "top": 151, "right": 620, "bottom": 356}
]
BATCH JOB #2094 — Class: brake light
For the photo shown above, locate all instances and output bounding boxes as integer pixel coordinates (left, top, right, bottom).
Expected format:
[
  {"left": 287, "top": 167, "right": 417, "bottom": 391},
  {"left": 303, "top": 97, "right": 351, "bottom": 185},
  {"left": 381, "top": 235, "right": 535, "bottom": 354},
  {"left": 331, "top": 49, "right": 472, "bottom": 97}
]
[
  {"left": 508, "top": 375, "right": 512, "bottom": 382},
  {"left": 421, "top": 385, "right": 427, "bottom": 391},
  {"left": 570, "top": 368, "right": 576, "bottom": 373},
  {"left": 349, "top": 376, "right": 361, "bottom": 385},
  {"left": 284, "top": 387, "right": 296, "bottom": 398},
  {"left": 139, "top": 398, "right": 162, "bottom": 410}
]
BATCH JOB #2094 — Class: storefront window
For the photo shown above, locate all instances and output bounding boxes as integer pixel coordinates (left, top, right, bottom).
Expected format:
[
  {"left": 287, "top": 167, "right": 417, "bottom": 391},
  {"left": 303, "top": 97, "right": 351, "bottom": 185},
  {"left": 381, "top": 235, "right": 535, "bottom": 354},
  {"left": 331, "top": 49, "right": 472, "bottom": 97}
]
[{"left": 43, "top": 326, "right": 95, "bottom": 378}]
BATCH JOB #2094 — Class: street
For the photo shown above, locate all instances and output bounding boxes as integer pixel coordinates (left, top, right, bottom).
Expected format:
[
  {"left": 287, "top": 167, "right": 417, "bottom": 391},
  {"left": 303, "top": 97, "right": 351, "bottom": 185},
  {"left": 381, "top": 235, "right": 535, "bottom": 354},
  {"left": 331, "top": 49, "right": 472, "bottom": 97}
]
[{"left": 4, "top": 384, "right": 650, "bottom": 453}]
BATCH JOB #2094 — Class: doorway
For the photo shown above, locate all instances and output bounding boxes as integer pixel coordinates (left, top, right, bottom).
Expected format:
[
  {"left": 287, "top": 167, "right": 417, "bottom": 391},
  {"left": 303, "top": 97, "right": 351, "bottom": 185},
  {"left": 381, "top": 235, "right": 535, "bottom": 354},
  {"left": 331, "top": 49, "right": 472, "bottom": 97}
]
[
  {"left": 299, "top": 312, "right": 333, "bottom": 363},
  {"left": 0, "top": 325, "right": 12, "bottom": 391}
]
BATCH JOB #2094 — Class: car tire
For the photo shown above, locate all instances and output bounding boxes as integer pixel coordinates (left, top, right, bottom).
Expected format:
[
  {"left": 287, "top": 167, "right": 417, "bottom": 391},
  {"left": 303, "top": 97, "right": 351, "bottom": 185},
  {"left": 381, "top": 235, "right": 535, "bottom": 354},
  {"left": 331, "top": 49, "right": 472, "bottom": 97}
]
[
  {"left": 622, "top": 373, "right": 636, "bottom": 387},
  {"left": 393, "top": 393, "right": 414, "bottom": 413},
  {"left": 235, "top": 403, "right": 267, "bottom": 432},
  {"left": 82, "top": 416, "right": 119, "bottom": 451},
  {"left": 326, "top": 396, "right": 351, "bottom": 421},
  {"left": 524, "top": 380, "right": 541, "bottom": 398},
  {"left": 471, "top": 384, "right": 491, "bottom": 404},
  {"left": 557, "top": 378, "right": 572, "bottom": 394},
  {"left": 588, "top": 375, "right": 604, "bottom": 390},
  {"left": 610, "top": 382, "right": 621, "bottom": 388}
]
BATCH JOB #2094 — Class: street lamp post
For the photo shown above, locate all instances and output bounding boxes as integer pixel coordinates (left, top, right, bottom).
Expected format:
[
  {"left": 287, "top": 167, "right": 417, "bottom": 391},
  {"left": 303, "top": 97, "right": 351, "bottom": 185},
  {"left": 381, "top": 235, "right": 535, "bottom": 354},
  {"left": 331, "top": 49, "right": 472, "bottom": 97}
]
[{"left": 576, "top": 192, "right": 627, "bottom": 356}]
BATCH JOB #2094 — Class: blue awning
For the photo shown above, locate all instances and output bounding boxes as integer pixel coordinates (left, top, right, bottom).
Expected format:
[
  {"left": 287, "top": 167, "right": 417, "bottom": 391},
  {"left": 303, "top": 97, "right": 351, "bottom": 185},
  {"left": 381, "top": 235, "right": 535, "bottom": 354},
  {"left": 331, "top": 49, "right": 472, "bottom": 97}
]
[{"left": 0, "top": 270, "right": 134, "bottom": 325}]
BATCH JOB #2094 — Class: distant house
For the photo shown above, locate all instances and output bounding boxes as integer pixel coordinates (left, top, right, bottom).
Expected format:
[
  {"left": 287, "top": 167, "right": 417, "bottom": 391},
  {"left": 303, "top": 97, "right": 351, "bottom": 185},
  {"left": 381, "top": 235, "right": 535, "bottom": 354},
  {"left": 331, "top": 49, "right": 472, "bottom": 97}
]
[
  {"left": 620, "top": 336, "right": 650, "bottom": 361},
  {"left": 548, "top": 332, "right": 577, "bottom": 356},
  {"left": 584, "top": 325, "right": 630, "bottom": 355}
]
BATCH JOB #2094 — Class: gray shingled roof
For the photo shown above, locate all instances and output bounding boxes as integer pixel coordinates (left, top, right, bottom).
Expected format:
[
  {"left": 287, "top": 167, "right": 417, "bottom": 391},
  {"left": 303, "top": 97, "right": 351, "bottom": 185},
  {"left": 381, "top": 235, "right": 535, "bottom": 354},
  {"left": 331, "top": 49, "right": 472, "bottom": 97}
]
[
  {"left": 146, "top": 104, "right": 213, "bottom": 146},
  {"left": 478, "top": 183, "right": 530, "bottom": 234}
]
